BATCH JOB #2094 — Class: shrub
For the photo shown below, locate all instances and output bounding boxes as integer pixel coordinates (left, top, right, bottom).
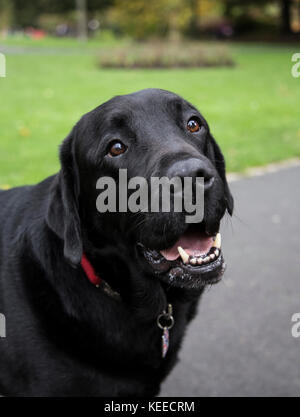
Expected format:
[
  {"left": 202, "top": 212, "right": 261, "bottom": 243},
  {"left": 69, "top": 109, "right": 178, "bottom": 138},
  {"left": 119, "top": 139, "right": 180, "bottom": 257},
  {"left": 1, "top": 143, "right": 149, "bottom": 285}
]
[{"left": 98, "top": 41, "right": 234, "bottom": 69}]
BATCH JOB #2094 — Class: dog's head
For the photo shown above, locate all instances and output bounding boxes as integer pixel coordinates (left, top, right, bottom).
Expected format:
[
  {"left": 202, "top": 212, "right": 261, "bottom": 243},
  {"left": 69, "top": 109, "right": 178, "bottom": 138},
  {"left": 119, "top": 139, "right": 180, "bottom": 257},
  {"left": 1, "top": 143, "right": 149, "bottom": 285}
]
[{"left": 47, "top": 89, "right": 233, "bottom": 289}]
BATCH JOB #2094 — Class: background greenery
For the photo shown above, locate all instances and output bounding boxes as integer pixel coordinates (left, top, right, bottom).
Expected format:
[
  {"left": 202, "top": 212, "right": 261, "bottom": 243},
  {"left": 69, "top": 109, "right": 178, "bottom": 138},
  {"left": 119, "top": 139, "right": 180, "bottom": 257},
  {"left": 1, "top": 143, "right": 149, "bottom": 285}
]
[
  {"left": 1, "top": 0, "right": 300, "bottom": 38},
  {"left": 0, "top": 40, "right": 299, "bottom": 188}
]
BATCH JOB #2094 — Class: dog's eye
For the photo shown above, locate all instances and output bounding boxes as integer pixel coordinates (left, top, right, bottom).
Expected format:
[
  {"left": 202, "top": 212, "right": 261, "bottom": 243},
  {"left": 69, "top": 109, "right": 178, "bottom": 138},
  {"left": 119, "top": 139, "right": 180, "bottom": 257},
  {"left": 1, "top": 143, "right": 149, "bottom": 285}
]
[
  {"left": 108, "top": 141, "right": 127, "bottom": 157},
  {"left": 187, "top": 119, "right": 200, "bottom": 133}
]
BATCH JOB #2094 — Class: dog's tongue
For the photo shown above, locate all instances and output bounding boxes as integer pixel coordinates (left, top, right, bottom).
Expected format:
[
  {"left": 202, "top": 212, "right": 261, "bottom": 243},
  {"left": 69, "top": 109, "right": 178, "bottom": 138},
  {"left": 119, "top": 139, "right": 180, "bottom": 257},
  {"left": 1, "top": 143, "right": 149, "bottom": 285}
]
[{"left": 160, "top": 230, "right": 213, "bottom": 261}]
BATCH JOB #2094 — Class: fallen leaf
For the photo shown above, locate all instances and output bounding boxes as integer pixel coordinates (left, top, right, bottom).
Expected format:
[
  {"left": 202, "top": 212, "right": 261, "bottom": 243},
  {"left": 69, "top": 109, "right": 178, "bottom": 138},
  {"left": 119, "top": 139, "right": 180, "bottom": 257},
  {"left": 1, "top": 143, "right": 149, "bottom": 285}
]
[
  {"left": 18, "top": 126, "right": 31, "bottom": 137},
  {"left": 0, "top": 184, "right": 11, "bottom": 190}
]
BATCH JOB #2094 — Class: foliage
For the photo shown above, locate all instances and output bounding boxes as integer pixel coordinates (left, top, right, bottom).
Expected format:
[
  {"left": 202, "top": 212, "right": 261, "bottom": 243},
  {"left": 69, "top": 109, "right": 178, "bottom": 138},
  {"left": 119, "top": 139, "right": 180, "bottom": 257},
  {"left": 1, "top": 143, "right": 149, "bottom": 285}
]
[
  {"left": 2, "top": 0, "right": 115, "bottom": 28},
  {"left": 1, "top": 0, "right": 299, "bottom": 39},
  {"left": 107, "top": 0, "right": 193, "bottom": 40},
  {"left": 223, "top": 0, "right": 298, "bottom": 34}
]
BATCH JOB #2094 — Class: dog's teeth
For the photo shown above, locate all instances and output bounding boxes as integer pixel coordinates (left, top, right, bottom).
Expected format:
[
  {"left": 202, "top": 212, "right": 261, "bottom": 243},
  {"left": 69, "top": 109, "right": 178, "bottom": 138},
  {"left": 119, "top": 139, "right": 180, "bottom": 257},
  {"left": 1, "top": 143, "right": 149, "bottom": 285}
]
[
  {"left": 197, "top": 257, "right": 203, "bottom": 265},
  {"left": 214, "top": 248, "right": 220, "bottom": 257},
  {"left": 177, "top": 246, "right": 189, "bottom": 264},
  {"left": 190, "top": 257, "right": 197, "bottom": 265},
  {"left": 212, "top": 233, "right": 221, "bottom": 249},
  {"left": 210, "top": 254, "right": 215, "bottom": 260},
  {"left": 203, "top": 256, "right": 210, "bottom": 263}
]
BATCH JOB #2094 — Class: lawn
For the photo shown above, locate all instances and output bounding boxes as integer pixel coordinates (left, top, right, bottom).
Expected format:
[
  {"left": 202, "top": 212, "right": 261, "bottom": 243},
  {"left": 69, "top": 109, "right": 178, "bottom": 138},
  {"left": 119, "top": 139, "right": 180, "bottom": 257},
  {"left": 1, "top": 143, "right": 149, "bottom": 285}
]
[{"left": 0, "top": 40, "right": 299, "bottom": 187}]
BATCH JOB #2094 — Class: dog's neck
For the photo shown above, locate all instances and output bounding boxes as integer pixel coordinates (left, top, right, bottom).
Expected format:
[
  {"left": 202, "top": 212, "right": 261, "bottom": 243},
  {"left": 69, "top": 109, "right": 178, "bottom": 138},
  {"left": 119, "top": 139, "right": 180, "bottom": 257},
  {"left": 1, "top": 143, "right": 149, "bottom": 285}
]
[
  {"left": 80, "top": 231, "right": 204, "bottom": 324},
  {"left": 80, "top": 231, "right": 169, "bottom": 319}
]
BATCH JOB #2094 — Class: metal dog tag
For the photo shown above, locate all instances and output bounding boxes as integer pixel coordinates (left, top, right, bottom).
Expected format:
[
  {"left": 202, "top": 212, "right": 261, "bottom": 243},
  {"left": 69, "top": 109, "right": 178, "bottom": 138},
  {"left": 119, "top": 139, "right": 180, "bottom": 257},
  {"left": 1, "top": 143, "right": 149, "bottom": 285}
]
[
  {"left": 162, "top": 327, "right": 170, "bottom": 358},
  {"left": 157, "top": 304, "right": 174, "bottom": 358}
]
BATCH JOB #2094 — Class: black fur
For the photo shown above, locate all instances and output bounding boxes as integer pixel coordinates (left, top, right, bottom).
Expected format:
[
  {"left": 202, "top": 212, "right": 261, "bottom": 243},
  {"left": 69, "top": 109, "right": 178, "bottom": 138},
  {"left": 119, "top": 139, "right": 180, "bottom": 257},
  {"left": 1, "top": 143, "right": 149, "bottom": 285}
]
[{"left": 0, "top": 89, "right": 233, "bottom": 396}]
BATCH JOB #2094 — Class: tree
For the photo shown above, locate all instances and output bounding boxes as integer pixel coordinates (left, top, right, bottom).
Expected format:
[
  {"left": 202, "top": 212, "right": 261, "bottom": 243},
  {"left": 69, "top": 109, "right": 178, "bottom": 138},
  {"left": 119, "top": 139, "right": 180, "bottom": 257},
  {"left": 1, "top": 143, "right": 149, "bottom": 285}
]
[
  {"left": 7, "top": 0, "right": 115, "bottom": 29},
  {"left": 223, "top": 0, "right": 297, "bottom": 35},
  {"left": 0, "top": 0, "right": 13, "bottom": 31},
  {"left": 110, "top": 0, "right": 193, "bottom": 40}
]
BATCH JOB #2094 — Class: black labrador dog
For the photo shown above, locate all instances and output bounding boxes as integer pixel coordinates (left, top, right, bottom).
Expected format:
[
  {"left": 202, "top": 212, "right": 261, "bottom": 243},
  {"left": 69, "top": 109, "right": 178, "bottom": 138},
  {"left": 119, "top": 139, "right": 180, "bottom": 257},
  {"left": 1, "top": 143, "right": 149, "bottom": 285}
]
[{"left": 0, "top": 89, "right": 233, "bottom": 396}]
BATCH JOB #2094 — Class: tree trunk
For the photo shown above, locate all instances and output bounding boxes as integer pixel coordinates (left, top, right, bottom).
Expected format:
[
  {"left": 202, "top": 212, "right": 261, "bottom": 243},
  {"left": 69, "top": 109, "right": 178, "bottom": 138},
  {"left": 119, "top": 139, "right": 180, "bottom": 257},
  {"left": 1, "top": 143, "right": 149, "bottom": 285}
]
[
  {"left": 0, "top": 0, "right": 13, "bottom": 32},
  {"left": 281, "top": 0, "right": 292, "bottom": 34},
  {"left": 224, "top": 1, "right": 233, "bottom": 19},
  {"left": 76, "top": 0, "right": 88, "bottom": 41}
]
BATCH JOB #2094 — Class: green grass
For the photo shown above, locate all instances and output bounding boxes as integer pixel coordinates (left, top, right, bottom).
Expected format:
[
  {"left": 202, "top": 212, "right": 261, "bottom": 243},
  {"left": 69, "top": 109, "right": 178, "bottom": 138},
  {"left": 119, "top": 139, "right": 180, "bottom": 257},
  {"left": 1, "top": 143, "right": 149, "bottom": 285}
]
[
  {"left": 0, "top": 32, "right": 123, "bottom": 49},
  {"left": 0, "top": 40, "right": 299, "bottom": 187}
]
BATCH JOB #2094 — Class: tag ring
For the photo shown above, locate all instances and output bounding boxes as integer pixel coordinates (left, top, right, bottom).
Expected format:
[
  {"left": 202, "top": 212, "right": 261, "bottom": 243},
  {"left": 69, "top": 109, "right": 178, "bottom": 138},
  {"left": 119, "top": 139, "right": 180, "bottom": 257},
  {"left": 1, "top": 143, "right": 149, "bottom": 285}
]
[{"left": 157, "top": 313, "right": 174, "bottom": 330}]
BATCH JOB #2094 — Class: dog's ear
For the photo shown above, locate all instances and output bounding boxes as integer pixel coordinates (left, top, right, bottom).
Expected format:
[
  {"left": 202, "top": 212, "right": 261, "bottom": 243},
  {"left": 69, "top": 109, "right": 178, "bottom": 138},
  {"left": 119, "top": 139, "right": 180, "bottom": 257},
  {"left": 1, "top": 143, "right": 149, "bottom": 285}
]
[
  {"left": 207, "top": 133, "right": 234, "bottom": 215},
  {"left": 46, "top": 127, "right": 82, "bottom": 266}
]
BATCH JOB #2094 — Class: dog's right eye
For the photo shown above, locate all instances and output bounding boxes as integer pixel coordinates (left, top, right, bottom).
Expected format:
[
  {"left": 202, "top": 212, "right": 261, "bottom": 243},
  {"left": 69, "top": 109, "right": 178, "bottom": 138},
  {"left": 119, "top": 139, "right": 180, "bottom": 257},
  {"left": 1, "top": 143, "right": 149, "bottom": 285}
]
[{"left": 107, "top": 141, "right": 127, "bottom": 157}]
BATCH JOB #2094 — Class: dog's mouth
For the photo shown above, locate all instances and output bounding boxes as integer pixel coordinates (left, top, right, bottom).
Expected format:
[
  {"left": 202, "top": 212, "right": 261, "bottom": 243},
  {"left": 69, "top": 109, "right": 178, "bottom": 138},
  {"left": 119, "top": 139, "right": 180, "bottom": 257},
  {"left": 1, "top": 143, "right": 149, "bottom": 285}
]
[{"left": 137, "top": 224, "right": 225, "bottom": 289}]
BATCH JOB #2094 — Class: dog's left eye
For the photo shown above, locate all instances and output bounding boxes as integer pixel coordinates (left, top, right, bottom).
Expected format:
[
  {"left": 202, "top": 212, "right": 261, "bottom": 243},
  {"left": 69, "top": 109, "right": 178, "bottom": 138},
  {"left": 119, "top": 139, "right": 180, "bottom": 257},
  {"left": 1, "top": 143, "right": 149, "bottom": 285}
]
[
  {"left": 108, "top": 141, "right": 127, "bottom": 157},
  {"left": 187, "top": 118, "right": 200, "bottom": 133}
]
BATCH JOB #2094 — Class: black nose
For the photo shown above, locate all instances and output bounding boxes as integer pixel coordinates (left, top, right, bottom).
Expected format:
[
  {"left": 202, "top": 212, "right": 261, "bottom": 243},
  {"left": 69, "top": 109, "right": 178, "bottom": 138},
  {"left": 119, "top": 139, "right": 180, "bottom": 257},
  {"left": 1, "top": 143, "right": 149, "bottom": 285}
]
[{"left": 166, "top": 158, "right": 215, "bottom": 191}]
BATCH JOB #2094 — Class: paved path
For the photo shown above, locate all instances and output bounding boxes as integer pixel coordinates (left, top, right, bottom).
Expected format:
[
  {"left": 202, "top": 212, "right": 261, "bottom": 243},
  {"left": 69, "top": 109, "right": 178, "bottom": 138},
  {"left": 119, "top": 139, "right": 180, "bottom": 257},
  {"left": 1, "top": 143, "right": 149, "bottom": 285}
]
[{"left": 161, "top": 165, "right": 300, "bottom": 397}]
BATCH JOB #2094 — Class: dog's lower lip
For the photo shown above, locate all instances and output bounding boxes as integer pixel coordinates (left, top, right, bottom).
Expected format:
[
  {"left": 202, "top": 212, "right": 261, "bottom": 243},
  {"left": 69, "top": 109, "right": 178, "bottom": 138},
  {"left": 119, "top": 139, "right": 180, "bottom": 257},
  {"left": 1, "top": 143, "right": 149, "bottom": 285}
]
[{"left": 168, "top": 255, "right": 225, "bottom": 284}]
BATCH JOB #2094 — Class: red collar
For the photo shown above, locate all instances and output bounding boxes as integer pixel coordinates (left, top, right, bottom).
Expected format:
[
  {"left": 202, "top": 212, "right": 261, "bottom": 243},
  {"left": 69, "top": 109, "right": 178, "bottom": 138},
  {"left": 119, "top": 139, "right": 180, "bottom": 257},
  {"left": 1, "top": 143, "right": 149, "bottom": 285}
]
[
  {"left": 81, "top": 253, "right": 121, "bottom": 300},
  {"left": 81, "top": 253, "right": 102, "bottom": 287}
]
